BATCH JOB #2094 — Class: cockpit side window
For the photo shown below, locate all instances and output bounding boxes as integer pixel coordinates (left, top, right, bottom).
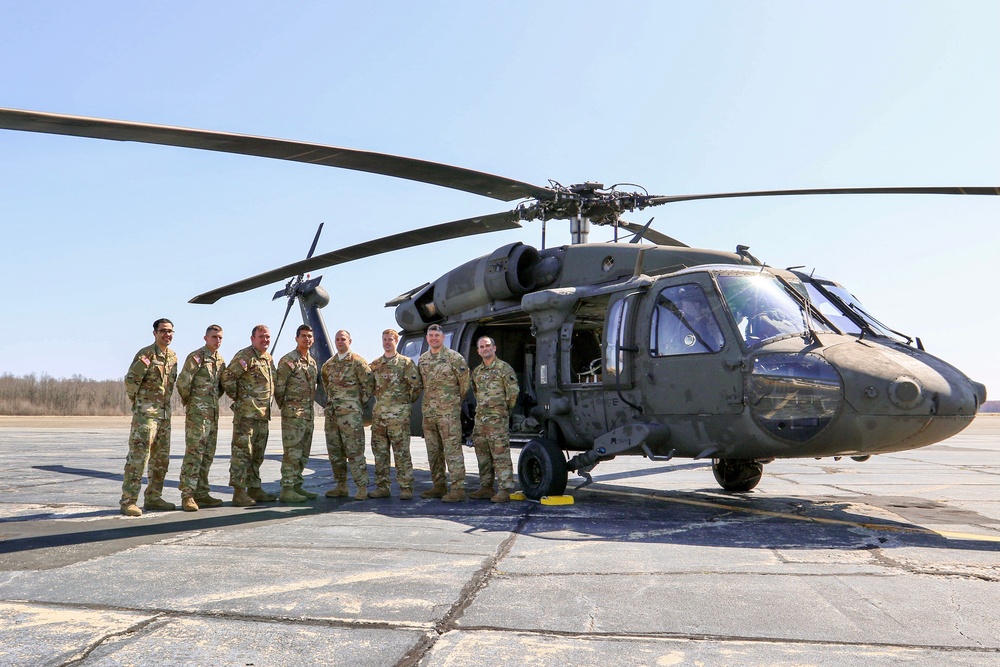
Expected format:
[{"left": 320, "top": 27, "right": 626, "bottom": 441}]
[{"left": 649, "top": 284, "right": 725, "bottom": 356}]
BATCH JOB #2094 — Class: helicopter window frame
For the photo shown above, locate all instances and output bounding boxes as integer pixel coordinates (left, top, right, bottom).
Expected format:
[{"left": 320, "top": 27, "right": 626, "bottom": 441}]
[
  {"left": 716, "top": 272, "right": 812, "bottom": 348},
  {"left": 604, "top": 293, "right": 636, "bottom": 386},
  {"left": 649, "top": 283, "right": 726, "bottom": 357}
]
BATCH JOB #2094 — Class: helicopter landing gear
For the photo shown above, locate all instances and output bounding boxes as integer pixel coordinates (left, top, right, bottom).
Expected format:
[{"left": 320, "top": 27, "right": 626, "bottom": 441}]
[
  {"left": 518, "top": 438, "right": 568, "bottom": 500},
  {"left": 712, "top": 458, "right": 763, "bottom": 492}
]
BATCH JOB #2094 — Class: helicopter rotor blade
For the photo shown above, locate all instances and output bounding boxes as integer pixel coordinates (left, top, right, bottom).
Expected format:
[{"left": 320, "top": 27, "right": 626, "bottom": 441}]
[
  {"left": 190, "top": 210, "right": 521, "bottom": 304},
  {"left": 620, "top": 221, "right": 689, "bottom": 247},
  {"left": 646, "top": 186, "right": 1000, "bottom": 206},
  {"left": 305, "top": 222, "right": 324, "bottom": 261},
  {"left": 270, "top": 294, "right": 297, "bottom": 355},
  {"left": 0, "top": 108, "right": 552, "bottom": 202}
]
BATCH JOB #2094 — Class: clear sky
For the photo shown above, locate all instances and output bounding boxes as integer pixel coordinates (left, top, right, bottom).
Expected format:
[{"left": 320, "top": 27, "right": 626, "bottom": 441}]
[{"left": 1, "top": 2, "right": 998, "bottom": 396}]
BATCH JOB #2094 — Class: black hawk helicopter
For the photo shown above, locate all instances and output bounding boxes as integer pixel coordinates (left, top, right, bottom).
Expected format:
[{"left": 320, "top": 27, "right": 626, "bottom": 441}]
[{"left": 1, "top": 108, "right": 993, "bottom": 499}]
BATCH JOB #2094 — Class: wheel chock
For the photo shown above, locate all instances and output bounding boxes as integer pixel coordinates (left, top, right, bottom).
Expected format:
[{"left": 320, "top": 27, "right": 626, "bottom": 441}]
[{"left": 509, "top": 491, "right": 574, "bottom": 505}]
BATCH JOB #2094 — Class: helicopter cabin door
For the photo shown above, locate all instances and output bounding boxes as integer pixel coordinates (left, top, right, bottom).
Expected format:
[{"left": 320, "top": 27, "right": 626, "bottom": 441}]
[
  {"left": 601, "top": 291, "right": 645, "bottom": 432},
  {"left": 638, "top": 278, "right": 743, "bottom": 415}
]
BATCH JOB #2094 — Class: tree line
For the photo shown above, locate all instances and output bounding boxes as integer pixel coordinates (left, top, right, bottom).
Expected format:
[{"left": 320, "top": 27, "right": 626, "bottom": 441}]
[{"left": 0, "top": 373, "right": 232, "bottom": 416}]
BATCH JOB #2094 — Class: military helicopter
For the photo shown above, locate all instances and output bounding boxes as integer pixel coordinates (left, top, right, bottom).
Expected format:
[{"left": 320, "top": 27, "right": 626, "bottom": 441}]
[{"left": 1, "top": 108, "right": 993, "bottom": 499}]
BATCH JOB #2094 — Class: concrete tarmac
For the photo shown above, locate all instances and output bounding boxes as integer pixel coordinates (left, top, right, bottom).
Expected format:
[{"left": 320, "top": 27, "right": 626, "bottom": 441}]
[{"left": 0, "top": 415, "right": 998, "bottom": 666}]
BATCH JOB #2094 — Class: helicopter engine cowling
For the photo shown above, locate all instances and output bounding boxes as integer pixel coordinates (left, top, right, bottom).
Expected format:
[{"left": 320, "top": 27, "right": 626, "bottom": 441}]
[{"left": 394, "top": 242, "right": 543, "bottom": 330}]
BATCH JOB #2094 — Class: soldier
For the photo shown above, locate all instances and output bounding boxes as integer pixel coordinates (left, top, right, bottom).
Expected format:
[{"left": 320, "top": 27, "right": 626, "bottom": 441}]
[
  {"left": 321, "top": 329, "right": 374, "bottom": 500},
  {"left": 274, "top": 324, "right": 319, "bottom": 503},
  {"left": 369, "top": 329, "right": 422, "bottom": 499},
  {"left": 221, "top": 324, "right": 276, "bottom": 507},
  {"left": 120, "top": 318, "right": 178, "bottom": 517},
  {"left": 176, "top": 324, "right": 226, "bottom": 512},
  {"left": 417, "top": 323, "right": 470, "bottom": 502},
  {"left": 469, "top": 336, "right": 520, "bottom": 503}
]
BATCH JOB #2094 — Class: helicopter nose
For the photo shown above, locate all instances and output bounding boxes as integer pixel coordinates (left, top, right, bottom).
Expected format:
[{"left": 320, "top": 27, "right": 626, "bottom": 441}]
[{"left": 971, "top": 380, "right": 988, "bottom": 407}]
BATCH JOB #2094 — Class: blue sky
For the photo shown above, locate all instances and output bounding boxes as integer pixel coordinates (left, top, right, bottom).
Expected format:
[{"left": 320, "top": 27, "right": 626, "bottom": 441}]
[{"left": 1, "top": 1, "right": 998, "bottom": 395}]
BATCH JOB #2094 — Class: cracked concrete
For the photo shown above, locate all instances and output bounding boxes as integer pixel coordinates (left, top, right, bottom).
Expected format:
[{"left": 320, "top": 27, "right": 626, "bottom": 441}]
[{"left": 1, "top": 416, "right": 999, "bottom": 665}]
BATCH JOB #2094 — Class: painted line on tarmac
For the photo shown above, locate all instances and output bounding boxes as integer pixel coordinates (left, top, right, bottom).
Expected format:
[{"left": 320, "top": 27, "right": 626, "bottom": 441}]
[{"left": 586, "top": 487, "right": 1000, "bottom": 543}]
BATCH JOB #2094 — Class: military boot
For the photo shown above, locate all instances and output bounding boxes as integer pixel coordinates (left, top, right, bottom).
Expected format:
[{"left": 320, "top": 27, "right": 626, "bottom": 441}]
[
  {"left": 468, "top": 486, "right": 494, "bottom": 500},
  {"left": 293, "top": 485, "right": 318, "bottom": 499},
  {"left": 247, "top": 487, "right": 277, "bottom": 502},
  {"left": 194, "top": 494, "right": 223, "bottom": 507},
  {"left": 354, "top": 487, "right": 369, "bottom": 501},
  {"left": 279, "top": 488, "right": 307, "bottom": 503},
  {"left": 121, "top": 503, "right": 142, "bottom": 517},
  {"left": 490, "top": 489, "right": 511, "bottom": 503},
  {"left": 441, "top": 488, "right": 466, "bottom": 503},
  {"left": 181, "top": 497, "right": 199, "bottom": 512},
  {"left": 325, "top": 483, "right": 349, "bottom": 498},
  {"left": 369, "top": 487, "right": 391, "bottom": 499},
  {"left": 232, "top": 487, "right": 256, "bottom": 507},
  {"left": 420, "top": 484, "right": 447, "bottom": 499},
  {"left": 143, "top": 497, "right": 176, "bottom": 511},
  {"left": 399, "top": 488, "right": 413, "bottom": 500}
]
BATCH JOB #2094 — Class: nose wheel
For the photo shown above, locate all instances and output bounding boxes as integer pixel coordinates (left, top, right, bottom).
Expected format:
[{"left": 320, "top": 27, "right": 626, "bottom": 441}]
[{"left": 712, "top": 458, "right": 763, "bottom": 492}]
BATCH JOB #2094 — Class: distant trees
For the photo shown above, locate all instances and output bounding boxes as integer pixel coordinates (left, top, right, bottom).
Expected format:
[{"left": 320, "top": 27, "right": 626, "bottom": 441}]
[{"left": 0, "top": 373, "right": 232, "bottom": 416}]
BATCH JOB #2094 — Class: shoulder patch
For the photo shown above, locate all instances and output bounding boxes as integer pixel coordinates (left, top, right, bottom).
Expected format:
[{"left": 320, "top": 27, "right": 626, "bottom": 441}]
[
  {"left": 286, "top": 360, "right": 295, "bottom": 369},
  {"left": 193, "top": 355, "right": 202, "bottom": 365},
  {"left": 140, "top": 355, "right": 151, "bottom": 366},
  {"left": 239, "top": 359, "right": 248, "bottom": 370}
]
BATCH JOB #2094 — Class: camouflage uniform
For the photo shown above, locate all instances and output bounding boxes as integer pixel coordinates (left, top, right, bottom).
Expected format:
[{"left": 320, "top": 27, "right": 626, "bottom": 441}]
[
  {"left": 370, "top": 353, "right": 422, "bottom": 493},
  {"left": 418, "top": 347, "right": 470, "bottom": 491},
  {"left": 121, "top": 343, "right": 177, "bottom": 508},
  {"left": 221, "top": 346, "right": 276, "bottom": 491},
  {"left": 472, "top": 358, "right": 519, "bottom": 491},
  {"left": 176, "top": 346, "right": 226, "bottom": 500},
  {"left": 321, "top": 352, "right": 374, "bottom": 491},
  {"left": 275, "top": 349, "right": 318, "bottom": 491}
]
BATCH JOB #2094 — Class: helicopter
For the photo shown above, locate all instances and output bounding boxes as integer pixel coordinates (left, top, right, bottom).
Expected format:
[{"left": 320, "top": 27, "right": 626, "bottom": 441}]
[{"left": 0, "top": 108, "right": 993, "bottom": 499}]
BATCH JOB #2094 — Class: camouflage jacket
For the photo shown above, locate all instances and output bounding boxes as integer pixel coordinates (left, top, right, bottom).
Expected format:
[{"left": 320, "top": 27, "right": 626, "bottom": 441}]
[
  {"left": 418, "top": 347, "right": 470, "bottom": 417},
  {"left": 221, "top": 346, "right": 276, "bottom": 420},
  {"left": 370, "top": 353, "right": 422, "bottom": 421},
  {"left": 472, "top": 358, "right": 519, "bottom": 417},
  {"left": 176, "top": 346, "right": 225, "bottom": 415},
  {"left": 125, "top": 343, "right": 177, "bottom": 419},
  {"left": 275, "top": 349, "right": 318, "bottom": 419},
  {"left": 321, "top": 351, "right": 373, "bottom": 415}
]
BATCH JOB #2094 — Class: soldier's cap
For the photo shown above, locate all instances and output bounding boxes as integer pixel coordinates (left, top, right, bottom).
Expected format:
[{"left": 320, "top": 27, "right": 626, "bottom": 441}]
[{"left": 427, "top": 324, "right": 444, "bottom": 333}]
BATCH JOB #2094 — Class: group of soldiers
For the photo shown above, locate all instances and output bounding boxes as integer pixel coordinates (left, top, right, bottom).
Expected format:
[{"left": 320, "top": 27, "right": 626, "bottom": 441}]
[{"left": 119, "top": 319, "right": 520, "bottom": 517}]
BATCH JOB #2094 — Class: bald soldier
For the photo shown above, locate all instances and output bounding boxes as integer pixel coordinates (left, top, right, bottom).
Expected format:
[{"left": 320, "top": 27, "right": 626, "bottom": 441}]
[
  {"left": 274, "top": 324, "right": 319, "bottom": 503},
  {"left": 176, "top": 324, "right": 226, "bottom": 511},
  {"left": 418, "top": 324, "right": 471, "bottom": 502},
  {"left": 469, "top": 336, "right": 520, "bottom": 503},
  {"left": 321, "top": 329, "right": 374, "bottom": 500},
  {"left": 120, "top": 318, "right": 178, "bottom": 516},
  {"left": 221, "top": 324, "right": 277, "bottom": 507},
  {"left": 369, "top": 329, "right": 422, "bottom": 499}
]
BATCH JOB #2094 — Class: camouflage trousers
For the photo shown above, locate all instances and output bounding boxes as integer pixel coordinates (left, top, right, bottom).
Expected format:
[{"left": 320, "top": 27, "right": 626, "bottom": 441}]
[
  {"left": 281, "top": 416, "right": 314, "bottom": 489},
  {"left": 229, "top": 416, "right": 269, "bottom": 490},
  {"left": 178, "top": 409, "right": 218, "bottom": 499},
  {"left": 422, "top": 410, "right": 465, "bottom": 490},
  {"left": 370, "top": 413, "right": 413, "bottom": 491},
  {"left": 472, "top": 412, "right": 514, "bottom": 491},
  {"left": 120, "top": 414, "right": 171, "bottom": 507},
  {"left": 324, "top": 410, "right": 368, "bottom": 489}
]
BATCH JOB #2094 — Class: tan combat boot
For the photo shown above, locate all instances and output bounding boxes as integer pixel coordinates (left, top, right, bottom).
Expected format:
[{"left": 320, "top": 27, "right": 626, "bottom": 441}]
[
  {"left": 468, "top": 486, "right": 494, "bottom": 500},
  {"left": 293, "top": 485, "right": 318, "bottom": 499},
  {"left": 441, "top": 487, "right": 466, "bottom": 503},
  {"left": 325, "top": 483, "right": 349, "bottom": 498},
  {"left": 143, "top": 497, "right": 176, "bottom": 511},
  {"left": 247, "top": 487, "right": 276, "bottom": 502},
  {"left": 121, "top": 503, "right": 142, "bottom": 517},
  {"left": 420, "top": 484, "right": 447, "bottom": 499},
  {"left": 194, "top": 494, "right": 223, "bottom": 507},
  {"left": 279, "top": 488, "right": 307, "bottom": 503},
  {"left": 354, "top": 487, "right": 369, "bottom": 501},
  {"left": 369, "top": 487, "right": 391, "bottom": 499},
  {"left": 399, "top": 489, "right": 413, "bottom": 500},
  {"left": 232, "top": 487, "right": 256, "bottom": 507},
  {"left": 490, "top": 489, "right": 511, "bottom": 503},
  {"left": 181, "top": 497, "right": 199, "bottom": 512}
]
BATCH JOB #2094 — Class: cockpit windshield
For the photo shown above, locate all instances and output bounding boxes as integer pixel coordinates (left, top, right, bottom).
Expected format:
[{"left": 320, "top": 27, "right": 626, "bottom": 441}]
[
  {"left": 820, "top": 283, "right": 909, "bottom": 343},
  {"left": 717, "top": 273, "right": 812, "bottom": 347}
]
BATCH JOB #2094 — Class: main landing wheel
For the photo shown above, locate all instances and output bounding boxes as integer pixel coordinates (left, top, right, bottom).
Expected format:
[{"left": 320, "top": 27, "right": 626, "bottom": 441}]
[
  {"left": 518, "top": 438, "right": 568, "bottom": 500},
  {"left": 712, "top": 458, "right": 763, "bottom": 492}
]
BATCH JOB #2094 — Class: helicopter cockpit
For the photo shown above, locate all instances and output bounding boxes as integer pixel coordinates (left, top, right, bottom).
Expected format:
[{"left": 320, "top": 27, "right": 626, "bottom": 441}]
[{"left": 716, "top": 271, "right": 835, "bottom": 347}]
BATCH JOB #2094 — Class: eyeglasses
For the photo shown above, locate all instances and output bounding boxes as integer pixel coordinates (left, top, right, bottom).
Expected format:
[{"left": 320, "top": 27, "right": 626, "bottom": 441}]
[{"left": 156, "top": 329, "right": 175, "bottom": 334}]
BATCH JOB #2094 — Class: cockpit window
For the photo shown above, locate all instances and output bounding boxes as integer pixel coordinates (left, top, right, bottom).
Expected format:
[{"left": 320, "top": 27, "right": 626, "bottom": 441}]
[
  {"left": 821, "top": 284, "right": 908, "bottom": 343},
  {"left": 718, "top": 273, "right": 810, "bottom": 346},
  {"left": 803, "top": 283, "right": 863, "bottom": 335},
  {"left": 650, "top": 284, "right": 725, "bottom": 356}
]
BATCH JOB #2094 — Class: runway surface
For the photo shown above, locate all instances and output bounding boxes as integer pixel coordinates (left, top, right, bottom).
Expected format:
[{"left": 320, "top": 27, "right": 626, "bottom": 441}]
[{"left": 1, "top": 415, "right": 998, "bottom": 666}]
